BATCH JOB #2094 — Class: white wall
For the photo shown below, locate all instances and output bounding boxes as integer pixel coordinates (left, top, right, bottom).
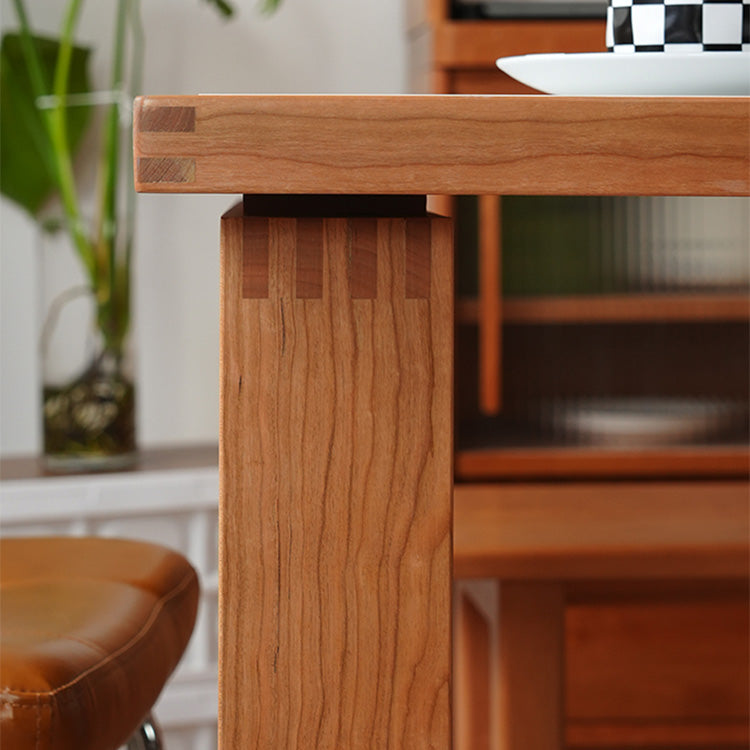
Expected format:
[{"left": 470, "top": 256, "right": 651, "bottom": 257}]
[{"left": 0, "top": 0, "right": 408, "bottom": 456}]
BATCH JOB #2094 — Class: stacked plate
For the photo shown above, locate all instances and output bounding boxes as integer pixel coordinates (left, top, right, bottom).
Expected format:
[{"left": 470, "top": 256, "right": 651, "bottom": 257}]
[
  {"left": 496, "top": 51, "right": 750, "bottom": 96},
  {"left": 542, "top": 398, "right": 748, "bottom": 447}
]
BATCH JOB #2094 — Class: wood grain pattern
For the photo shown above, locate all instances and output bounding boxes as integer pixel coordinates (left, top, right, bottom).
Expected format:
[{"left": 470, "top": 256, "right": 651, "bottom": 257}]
[
  {"left": 242, "top": 217, "right": 269, "bottom": 298},
  {"left": 348, "top": 219, "right": 378, "bottom": 299},
  {"left": 133, "top": 96, "right": 750, "bottom": 196},
  {"left": 136, "top": 157, "right": 195, "bottom": 184},
  {"left": 138, "top": 104, "right": 195, "bottom": 132},
  {"left": 135, "top": 92, "right": 750, "bottom": 750},
  {"left": 295, "top": 218, "right": 324, "bottom": 298},
  {"left": 498, "top": 583, "right": 564, "bottom": 750},
  {"left": 220, "top": 203, "right": 453, "bottom": 749},
  {"left": 453, "top": 482, "right": 750, "bottom": 580},
  {"left": 478, "top": 195, "right": 501, "bottom": 415},
  {"left": 405, "top": 219, "right": 431, "bottom": 299}
]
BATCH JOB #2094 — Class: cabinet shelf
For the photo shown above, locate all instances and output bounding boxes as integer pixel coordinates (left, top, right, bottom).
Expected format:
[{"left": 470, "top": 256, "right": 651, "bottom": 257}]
[
  {"left": 455, "top": 443, "right": 750, "bottom": 480},
  {"left": 456, "top": 292, "right": 750, "bottom": 325},
  {"left": 434, "top": 19, "right": 605, "bottom": 67}
]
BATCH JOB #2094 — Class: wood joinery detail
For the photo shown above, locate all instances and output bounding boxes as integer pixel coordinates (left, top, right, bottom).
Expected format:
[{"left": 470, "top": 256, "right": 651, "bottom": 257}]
[
  {"left": 349, "top": 219, "right": 378, "bottom": 299},
  {"left": 295, "top": 219, "right": 324, "bottom": 299},
  {"left": 136, "top": 157, "right": 195, "bottom": 185},
  {"left": 220, "top": 202, "right": 454, "bottom": 749},
  {"left": 242, "top": 218, "right": 270, "bottom": 299},
  {"left": 240, "top": 216, "right": 436, "bottom": 302},
  {"left": 138, "top": 104, "right": 196, "bottom": 133}
]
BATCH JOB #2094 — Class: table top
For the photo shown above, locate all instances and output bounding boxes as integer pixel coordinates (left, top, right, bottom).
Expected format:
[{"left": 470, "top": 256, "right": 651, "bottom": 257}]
[{"left": 133, "top": 95, "right": 749, "bottom": 197}]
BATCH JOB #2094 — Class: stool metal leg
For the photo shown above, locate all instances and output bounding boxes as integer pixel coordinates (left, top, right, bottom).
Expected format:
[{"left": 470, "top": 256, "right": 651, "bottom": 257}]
[{"left": 125, "top": 714, "right": 163, "bottom": 750}]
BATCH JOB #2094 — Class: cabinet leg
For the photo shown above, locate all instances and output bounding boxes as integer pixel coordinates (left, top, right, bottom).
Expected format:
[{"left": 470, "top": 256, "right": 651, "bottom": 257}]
[
  {"left": 455, "top": 588, "right": 493, "bottom": 750},
  {"left": 498, "top": 582, "right": 564, "bottom": 750}
]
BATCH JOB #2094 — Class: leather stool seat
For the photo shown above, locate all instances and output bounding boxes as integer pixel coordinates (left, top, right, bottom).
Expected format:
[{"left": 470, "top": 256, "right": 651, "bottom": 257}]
[{"left": 0, "top": 537, "right": 200, "bottom": 750}]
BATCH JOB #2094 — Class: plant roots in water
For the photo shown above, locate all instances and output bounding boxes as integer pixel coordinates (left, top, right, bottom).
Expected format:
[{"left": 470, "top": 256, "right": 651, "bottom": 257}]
[{"left": 43, "top": 367, "right": 135, "bottom": 471}]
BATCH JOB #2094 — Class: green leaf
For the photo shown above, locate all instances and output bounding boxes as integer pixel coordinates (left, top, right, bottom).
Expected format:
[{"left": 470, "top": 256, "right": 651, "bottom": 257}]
[
  {"left": 201, "top": 0, "right": 235, "bottom": 18},
  {"left": 0, "top": 33, "right": 92, "bottom": 217},
  {"left": 199, "top": 0, "right": 283, "bottom": 17},
  {"left": 259, "top": 0, "right": 282, "bottom": 14}
]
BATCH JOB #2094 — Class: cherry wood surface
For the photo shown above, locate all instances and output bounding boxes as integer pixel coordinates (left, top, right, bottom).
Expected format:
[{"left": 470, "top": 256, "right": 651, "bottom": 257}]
[
  {"left": 455, "top": 582, "right": 750, "bottom": 750},
  {"left": 478, "top": 195, "right": 502, "bottom": 415},
  {"left": 456, "top": 292, "right": 750, "bottom": 325},
  {"left": 455, "top": 445, "right": 750, "bottom": 480},
  {"left": 433, "top": 20, "right": 605, "bottom": 66},
  {"left": 133, "top": 95, "right": 750, "bottom": 198},
  {"left": 566, "top": 599, "right": 750, "bottom": 724},
  {"left": 449, "top": 70, "right": 544, "bottom": 95},
  {"left": 453, "top": 482, "right": 750, "bottom": 580},
  {"left": 134, "top": 93, "right": 750, "bottom": 750},
  {"left": 219, "top": 201, "right": 453, "bottom": 748},
  {"left": 498, "top": 583, "right": 565, "bottom": 750},
  {"left": 566, "top": 722, "right": 749, "bottom": 749}
]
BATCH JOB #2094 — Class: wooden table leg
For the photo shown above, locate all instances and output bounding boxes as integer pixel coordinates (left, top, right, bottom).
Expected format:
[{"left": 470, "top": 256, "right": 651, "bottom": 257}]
[
  {"left": 219, "top": 197, "right": 453, "bottom": 749},
  {"left": 455, "top": 583, "right": 496, "bottom": 750},
  {"left": 498, "top": 583, "right": 564, "bottom": 750}
]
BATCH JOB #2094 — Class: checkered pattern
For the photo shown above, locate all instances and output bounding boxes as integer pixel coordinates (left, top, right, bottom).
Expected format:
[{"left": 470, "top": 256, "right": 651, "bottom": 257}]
[{"left": 606, "top": 0, "right": 750, "bottom": 52}]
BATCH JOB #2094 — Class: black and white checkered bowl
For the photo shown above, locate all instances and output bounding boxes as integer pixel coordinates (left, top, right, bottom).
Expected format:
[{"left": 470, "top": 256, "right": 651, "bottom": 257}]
[{"left": 606, "top": 0, "right": 750, "bottom": 52}]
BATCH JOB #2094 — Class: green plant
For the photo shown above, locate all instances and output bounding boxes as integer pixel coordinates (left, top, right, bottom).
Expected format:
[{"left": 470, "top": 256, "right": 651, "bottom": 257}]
[
  {"left": 1, "top": 0, "right": 281, "bottom": 463},
  {"left": 1, "top": 0, "right": 280, "bottom": 358}
]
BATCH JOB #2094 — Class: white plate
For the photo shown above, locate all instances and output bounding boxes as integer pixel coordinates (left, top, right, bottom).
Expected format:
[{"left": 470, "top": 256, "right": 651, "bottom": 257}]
[
  {"left": 551, "top": 398, "right": 745, "bottom": 446},
  {"left": 496, "top": 51, "right": 750, "bottom": 95}
]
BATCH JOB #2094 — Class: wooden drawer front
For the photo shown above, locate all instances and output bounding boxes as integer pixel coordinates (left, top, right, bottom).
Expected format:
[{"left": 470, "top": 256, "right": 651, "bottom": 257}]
[{"left": 566, "top": 599, "right": 750, "bottom": 748}]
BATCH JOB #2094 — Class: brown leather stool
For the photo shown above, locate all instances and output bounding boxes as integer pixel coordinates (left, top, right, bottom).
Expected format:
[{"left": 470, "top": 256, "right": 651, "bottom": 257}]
[{"left": 0, "top": 536, "right": 200, "bottom": 750}]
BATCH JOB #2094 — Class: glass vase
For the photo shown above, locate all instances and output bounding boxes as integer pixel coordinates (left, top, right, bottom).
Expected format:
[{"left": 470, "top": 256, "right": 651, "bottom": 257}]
[{"left": 39, "top": 220, "right": 136, "bottom": 473}]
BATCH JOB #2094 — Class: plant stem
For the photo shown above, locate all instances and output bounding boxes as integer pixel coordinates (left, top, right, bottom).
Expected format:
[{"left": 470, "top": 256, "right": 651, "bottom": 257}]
[
  {"left": 98, "top": 0, "right": 128, "bottom": 256},
  {"left": 94, "top": 0, "right": 129, "bottom": 351},
  {"left": 50, "top": 0, "right": 94, "bottom": 280},
  {"left": 118, "top": 0, "right": 145, "bottom": 342},
  {"left": 12, "top": 0, "right": 95, "bottom": 281},
  {"left": 10, "top": 0, "right": 50, "bottom": 95}
]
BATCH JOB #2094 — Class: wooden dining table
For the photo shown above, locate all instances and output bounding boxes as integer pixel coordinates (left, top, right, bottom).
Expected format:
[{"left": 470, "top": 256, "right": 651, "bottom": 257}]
[{"left": 134, "top": 94, "right": 749, "bottom": 750}]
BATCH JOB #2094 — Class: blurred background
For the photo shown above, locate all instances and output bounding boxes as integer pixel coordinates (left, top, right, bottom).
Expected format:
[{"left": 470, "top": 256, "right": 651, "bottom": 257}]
[
  {"left": 1, "top": 2, "right": 748, "bottom": 749},
  {"left": 0, "top": 0, "right": 408, "bottom": 456}
]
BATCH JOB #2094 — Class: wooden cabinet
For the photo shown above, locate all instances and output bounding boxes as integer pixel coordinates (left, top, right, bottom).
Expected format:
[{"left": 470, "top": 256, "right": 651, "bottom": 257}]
[
  {"left": 453, "top": 192, "right": 749, "bottom": 481},
  {"left": 411, "top": 1, "right": 750, "bottom": 482},
  {"left": 411, "top": 3, "right": 750, "bottom": 749}
]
